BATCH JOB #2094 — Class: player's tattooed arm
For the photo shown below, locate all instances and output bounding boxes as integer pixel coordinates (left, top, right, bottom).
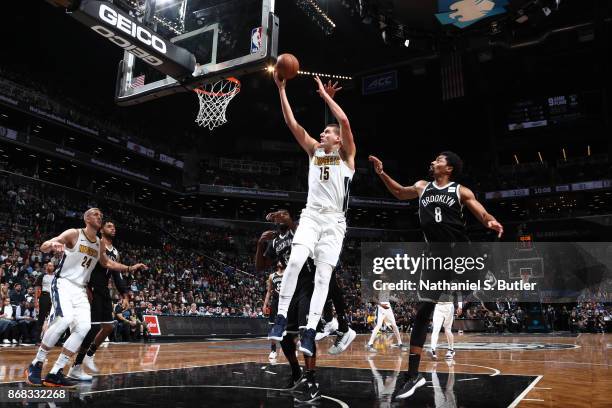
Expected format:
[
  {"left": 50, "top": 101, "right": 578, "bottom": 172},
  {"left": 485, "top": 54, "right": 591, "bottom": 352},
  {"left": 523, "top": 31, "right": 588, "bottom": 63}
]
[
  {"left": 368, "top": 155, "right": 426, "bottom": 200},
  {"left": 40, "top": 228, "right": 79, "bottom": 253},
  {"left": 255, "top": 230, "right": 275, "bottom": 272},
  {"left": 461, "top": 186, "right": 504, "bottom": 238},
  {"left": 274, "top": 71, "right": 318, "bottom": 156}
]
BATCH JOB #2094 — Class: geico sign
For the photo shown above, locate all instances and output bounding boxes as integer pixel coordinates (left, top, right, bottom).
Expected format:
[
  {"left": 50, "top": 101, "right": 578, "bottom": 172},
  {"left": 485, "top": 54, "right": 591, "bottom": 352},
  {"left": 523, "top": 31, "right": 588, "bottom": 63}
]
[{"left": 92, "top": 4, "right": 166, "bottom": 66}]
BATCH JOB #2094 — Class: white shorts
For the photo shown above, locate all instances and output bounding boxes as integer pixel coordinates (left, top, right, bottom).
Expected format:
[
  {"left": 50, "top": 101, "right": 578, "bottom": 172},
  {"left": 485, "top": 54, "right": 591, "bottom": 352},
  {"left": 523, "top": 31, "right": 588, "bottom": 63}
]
[
  {"left": 433, "top": 303, "right": 454, "bottom": 331},
  {"left": 377, "top": 305, "right": 397, "bottom": 326},
  {"left": 292, "top": 208, "right": 346, "bottom": 267},
  {"left": 49, "top": 277, "right": 91, "bottom": 328}
]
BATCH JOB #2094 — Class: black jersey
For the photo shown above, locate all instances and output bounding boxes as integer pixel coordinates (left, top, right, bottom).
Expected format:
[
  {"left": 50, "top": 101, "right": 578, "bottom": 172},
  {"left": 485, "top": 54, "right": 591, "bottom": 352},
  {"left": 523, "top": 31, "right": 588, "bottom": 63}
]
[
  {"left": 418, "top": 181, "right": 468, "bottom": 242},
  {"left": 88, "top": 244, "right": 127, "bottom": 294},
  {"left": 264, "top": 230, "right": 315, "bottom": 288},
  {"left": 271, "top": 271, "right": 283, "bottom": 294}
]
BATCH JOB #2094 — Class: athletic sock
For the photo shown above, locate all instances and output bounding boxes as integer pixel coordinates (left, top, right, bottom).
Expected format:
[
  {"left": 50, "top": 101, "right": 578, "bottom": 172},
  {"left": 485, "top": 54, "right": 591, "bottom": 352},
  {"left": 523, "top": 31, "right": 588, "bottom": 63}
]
[
  {"left": 49, "top": 353, "right": 71, "bottom": 375},
  {"left": 408, "top": 353, "right": 421, "bottom": 378},
  {"left": 32, "top": 348, "right": 49, "bottom": 365}
]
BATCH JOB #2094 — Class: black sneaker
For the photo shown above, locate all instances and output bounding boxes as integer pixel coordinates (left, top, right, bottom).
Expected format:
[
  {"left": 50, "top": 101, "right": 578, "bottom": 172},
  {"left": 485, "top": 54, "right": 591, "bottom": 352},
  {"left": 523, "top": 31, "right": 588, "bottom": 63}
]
[
  {"left": 394, "top": 373, "right": 426, "bottom": 400},
  {"left": 25, "top": 362, "right": 43, "bottom": 386},
  {"left": 268, "top": 315, "right": 287, "bottom": 341},
  {"left": 293, "top": 372, "right": 320, "bottom": 403},
  {"left": 42, "top": 369, "right": 78, "bottom": 388},
  {"left": 285, "top": 372, "right": 306, "bottom": 391},
  {"left": 298, "top": 328, "right": 316, "bottom": 357}
]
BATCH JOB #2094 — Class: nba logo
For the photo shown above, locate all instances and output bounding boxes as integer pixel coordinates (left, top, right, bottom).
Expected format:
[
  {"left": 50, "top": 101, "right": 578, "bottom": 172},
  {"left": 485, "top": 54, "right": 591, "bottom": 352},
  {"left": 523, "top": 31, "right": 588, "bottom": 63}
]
[{"left": 250, "top": 27, "right": 263, "bottom": 54}]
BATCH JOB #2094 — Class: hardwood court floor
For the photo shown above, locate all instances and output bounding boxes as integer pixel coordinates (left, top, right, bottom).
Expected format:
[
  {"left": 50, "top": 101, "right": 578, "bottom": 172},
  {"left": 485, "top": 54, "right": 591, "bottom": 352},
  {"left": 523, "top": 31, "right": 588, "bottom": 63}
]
[{"left": 0, "top": 333, "right": 609, "bottom": 407}]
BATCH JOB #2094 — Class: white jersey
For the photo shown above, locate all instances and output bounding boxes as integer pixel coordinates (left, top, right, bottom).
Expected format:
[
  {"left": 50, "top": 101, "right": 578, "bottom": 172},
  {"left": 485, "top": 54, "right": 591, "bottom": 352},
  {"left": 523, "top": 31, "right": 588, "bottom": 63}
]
[
  {"left": 306, "top": 148, "right": 354, "bottom": 213},
  {"left": 42, "top": 274, "right": 54, "bottom": 293},
  {"left": 55, "top": 229, "right": 101, "bottom": 286}
]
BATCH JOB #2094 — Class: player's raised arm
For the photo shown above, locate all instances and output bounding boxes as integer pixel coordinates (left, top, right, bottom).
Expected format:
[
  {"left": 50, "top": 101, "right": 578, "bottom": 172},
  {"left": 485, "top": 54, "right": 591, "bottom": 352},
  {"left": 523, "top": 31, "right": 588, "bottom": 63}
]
[
  {"left": 40, "top": 228, "right": 79, "bottom": 253},
  {"left": 274, "top": 72, "right": 318, "bottom": 156},
  {"left": 315, "top": 76, "right": 356, "bottom": 165},
  {"left": 368, "top": 155, "right": 426, "bottom": 200},
  {"left": 460, "top": 186, "right": 504, "bottom": 238}
]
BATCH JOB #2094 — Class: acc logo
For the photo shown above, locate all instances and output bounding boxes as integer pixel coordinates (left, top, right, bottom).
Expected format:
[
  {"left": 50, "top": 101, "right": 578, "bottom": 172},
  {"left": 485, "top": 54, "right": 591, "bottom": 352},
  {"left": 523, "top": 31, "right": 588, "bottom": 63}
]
[
  {"left": 362, "top": 71, "right": 398, "bottom": 95},
  {"left": 92, "top": 4, "right": 166, "bottom": 66},
  {"left": 441, "top": 342, "right": 579, "bottom": 350},
  {"left": 436, "top": 0, "right": 509, "bottom": 29}
]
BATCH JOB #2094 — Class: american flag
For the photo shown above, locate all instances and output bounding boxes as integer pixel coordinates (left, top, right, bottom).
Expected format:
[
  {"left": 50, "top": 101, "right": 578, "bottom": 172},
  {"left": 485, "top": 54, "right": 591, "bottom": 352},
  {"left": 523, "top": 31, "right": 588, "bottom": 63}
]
[{"left": 130, "top": 75, "right": 146, "bottom": 88}]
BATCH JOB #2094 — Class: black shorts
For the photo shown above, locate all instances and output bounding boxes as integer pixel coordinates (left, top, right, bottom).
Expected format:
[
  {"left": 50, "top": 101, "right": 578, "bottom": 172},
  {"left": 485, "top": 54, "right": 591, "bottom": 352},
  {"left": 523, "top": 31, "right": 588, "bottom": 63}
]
[
  {"left": 90, "top": 287, "right": 114, "bottom": 324},
  {"left": 268, "top": 299, "right": 278, "bottom": 324},
  {"left": 286, "top": 285, "right": 313, "bottom": 333}
]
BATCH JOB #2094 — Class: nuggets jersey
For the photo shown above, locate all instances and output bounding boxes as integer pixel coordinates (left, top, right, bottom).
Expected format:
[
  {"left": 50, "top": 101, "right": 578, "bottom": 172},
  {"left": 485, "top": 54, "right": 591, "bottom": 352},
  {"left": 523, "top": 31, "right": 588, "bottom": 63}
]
[
  {"left": 55, "top": 229, "right": 101, "bottom": 286},
  {"left": 89, "top": 244, "right": 119, "bottom": 290},
  {"left": 306, "top": 148, "right": 354, "bottom": 213},
  {"left": 418, "top": 181, "right": 468, "bottom": 242}
]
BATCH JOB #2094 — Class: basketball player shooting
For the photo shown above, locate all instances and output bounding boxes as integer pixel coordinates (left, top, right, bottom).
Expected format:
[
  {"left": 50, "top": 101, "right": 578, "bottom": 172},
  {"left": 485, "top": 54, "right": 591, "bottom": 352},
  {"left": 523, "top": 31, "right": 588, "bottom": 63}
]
[
  {"left": 369, "top": 152, "right": 503, "bottom": 399},
  {"left": 26, "top": 208, "right": 147, "bottom": 388},
  {"left": 268, "top": 72, "right": 356, "bottom": 358}
]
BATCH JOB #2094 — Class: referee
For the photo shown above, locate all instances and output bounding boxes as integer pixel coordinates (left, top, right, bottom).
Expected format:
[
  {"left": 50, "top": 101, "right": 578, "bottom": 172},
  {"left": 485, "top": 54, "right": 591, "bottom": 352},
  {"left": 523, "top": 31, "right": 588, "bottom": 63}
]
[{"left": 34, "top": 262, "right": 55, "bottom": 342}]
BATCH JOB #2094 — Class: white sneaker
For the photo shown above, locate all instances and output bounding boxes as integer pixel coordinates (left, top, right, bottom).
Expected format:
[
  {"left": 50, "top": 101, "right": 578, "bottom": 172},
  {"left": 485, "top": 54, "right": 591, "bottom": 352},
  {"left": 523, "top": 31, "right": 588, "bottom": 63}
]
[
  {"left": 315, "top": 318, "right": 339, "bottom": 341},
  {"left": 68, "top": 365, "right": 93, "bottom": 381},
  {"left": 11, "top": 339, "right": 17, "bottom": 344},
  {"left": 83, "top": 355, "right": 99, "bottom": 373},
  {"left": 268, "top": 351, "right": 277, "bottom": 360},
  {"left": 328, "top": 328, "right": 357, "bottom": 355},
  {"left": 2, "top": 339, "right": 10, "bottom": 344}
]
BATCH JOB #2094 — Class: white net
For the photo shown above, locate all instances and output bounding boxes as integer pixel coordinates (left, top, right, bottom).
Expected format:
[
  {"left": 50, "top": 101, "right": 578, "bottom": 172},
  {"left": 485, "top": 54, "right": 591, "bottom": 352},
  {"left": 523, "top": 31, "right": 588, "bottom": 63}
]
[{"left": 194, "top": 78, "right": 241, "bottom": 131}]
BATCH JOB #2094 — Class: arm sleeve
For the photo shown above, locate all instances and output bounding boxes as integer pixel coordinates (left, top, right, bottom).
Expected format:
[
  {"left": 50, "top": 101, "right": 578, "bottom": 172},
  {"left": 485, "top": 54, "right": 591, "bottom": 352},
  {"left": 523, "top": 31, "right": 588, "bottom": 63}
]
[{"left": 111, "top": 269, "right": 129, "bottom": 295}]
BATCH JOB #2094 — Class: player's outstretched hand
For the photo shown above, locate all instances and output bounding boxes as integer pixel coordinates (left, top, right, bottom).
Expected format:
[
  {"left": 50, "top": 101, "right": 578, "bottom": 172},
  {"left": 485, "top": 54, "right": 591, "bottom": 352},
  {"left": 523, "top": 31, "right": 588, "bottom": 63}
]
[
  {"left": 132, "top": 263, "right": 148, "bottom": 272},
  {"left": 323, "top": 79, "right": 342, "bottom": 99},
  {"left": 368, "top": 155, "right": 384, "bottom": 175},
  {"left": 50, "top": 242, "right": 65, "bottom": 253},
  {"left": 314, "top": 76, "right": 327, "bottom": 98},
  {"left": 273, "top": 71, "right": 286, "bottom": 90},
  {"left": 487, "top": 220, "right": 504, "bottom": 238}
]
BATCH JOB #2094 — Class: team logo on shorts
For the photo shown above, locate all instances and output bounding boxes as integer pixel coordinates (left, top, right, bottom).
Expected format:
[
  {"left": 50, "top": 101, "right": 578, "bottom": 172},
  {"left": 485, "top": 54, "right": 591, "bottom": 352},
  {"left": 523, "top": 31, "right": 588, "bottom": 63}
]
[
  {"left": 436, "top": 0, "right": 509, "bottom": 28},
  {"left": 432, "top": 342, "right": 579, "bottom": 350}
]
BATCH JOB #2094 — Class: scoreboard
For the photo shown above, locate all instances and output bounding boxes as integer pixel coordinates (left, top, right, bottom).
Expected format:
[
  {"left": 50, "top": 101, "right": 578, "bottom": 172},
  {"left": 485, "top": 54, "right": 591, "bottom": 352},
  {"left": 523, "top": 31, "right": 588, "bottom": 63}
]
[{"left": 507, "top": 93, "right": 581, "bottom": 131}]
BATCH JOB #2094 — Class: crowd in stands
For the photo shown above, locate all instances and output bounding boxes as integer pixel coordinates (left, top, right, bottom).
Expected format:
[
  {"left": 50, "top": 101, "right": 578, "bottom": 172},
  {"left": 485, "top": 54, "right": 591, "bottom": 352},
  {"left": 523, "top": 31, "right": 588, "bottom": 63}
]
[{"left": 0, "top": 168, "right": 610, "bottom": 345}]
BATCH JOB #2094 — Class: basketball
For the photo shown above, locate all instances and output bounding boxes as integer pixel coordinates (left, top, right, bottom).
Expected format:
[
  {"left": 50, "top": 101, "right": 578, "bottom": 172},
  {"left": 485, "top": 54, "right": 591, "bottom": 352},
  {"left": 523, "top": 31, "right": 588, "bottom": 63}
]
[{"left": 275, "top": 53, "right": 300, "bottom": 80}]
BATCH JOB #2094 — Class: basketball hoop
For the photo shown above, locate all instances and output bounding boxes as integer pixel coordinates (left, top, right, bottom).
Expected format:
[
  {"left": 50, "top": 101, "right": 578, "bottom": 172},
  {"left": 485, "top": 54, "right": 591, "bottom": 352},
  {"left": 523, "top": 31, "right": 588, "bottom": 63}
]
[{"left": 193, "top": 77, "right": 241, "bottom": 130}]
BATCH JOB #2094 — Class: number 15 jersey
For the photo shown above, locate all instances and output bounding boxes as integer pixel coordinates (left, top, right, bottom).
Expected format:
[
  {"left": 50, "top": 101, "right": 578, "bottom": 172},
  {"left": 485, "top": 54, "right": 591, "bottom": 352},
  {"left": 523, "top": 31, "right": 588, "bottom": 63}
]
[
  {"left": 418, "top": 181, "right": 468, "bottom": 242},
  {"left": 306, "top": 148, "right": 354, "bottom": 214}
]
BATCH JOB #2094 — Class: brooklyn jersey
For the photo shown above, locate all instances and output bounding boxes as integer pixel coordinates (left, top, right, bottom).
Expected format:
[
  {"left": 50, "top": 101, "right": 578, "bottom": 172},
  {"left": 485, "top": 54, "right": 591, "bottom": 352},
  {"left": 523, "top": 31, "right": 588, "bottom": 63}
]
[
  {"left": 89, "top": 244, "right": 127, "bottom": 294},
  {"left": 264, "top": 230, "right": 315, "bottom": 287},
  {"left": 55, "top": 229, "right": 100, "bottom": 286},
  {"left": 306, "top": 148, "right": 354, "bottom": 213},
  {"left": 271, "top": 271, "right": 283, "bottom": 295},
  {"left": 418, "top": 182, "right": 468, "bottom": 242}
]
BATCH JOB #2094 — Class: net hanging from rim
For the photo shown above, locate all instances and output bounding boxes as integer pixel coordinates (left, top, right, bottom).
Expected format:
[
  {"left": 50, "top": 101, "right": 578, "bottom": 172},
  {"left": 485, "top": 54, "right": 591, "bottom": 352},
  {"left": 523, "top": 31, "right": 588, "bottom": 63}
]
[{"left": 194, "top": 77, "right": 241, "bottom": 131}]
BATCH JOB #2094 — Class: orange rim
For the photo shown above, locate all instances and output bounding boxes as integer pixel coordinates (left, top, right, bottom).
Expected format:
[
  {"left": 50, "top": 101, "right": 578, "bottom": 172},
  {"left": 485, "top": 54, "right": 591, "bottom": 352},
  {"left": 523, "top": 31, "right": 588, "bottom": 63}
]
[{"left": 194, "top": 77, "right": 241, "bottom": 97}]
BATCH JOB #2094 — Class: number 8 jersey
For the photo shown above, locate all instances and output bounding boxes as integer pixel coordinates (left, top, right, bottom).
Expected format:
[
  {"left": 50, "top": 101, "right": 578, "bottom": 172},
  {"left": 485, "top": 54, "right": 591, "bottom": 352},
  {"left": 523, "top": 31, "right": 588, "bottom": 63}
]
[
  {"left": 55, "top": 229, "right": 101, "bottom": 286},
  {"left": 418, "top": 181, "right": 468, "bottom": 242},
  {"left": 306, "top": 148, "right": 354, "bottom": 213}
]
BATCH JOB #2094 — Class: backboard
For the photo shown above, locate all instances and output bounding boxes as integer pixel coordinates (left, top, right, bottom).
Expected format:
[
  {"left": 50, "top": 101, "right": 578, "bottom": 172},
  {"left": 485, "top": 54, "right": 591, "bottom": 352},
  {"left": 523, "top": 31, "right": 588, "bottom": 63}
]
[{"left": 114, "top": 0, "right": 278, "bottom": 105}]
